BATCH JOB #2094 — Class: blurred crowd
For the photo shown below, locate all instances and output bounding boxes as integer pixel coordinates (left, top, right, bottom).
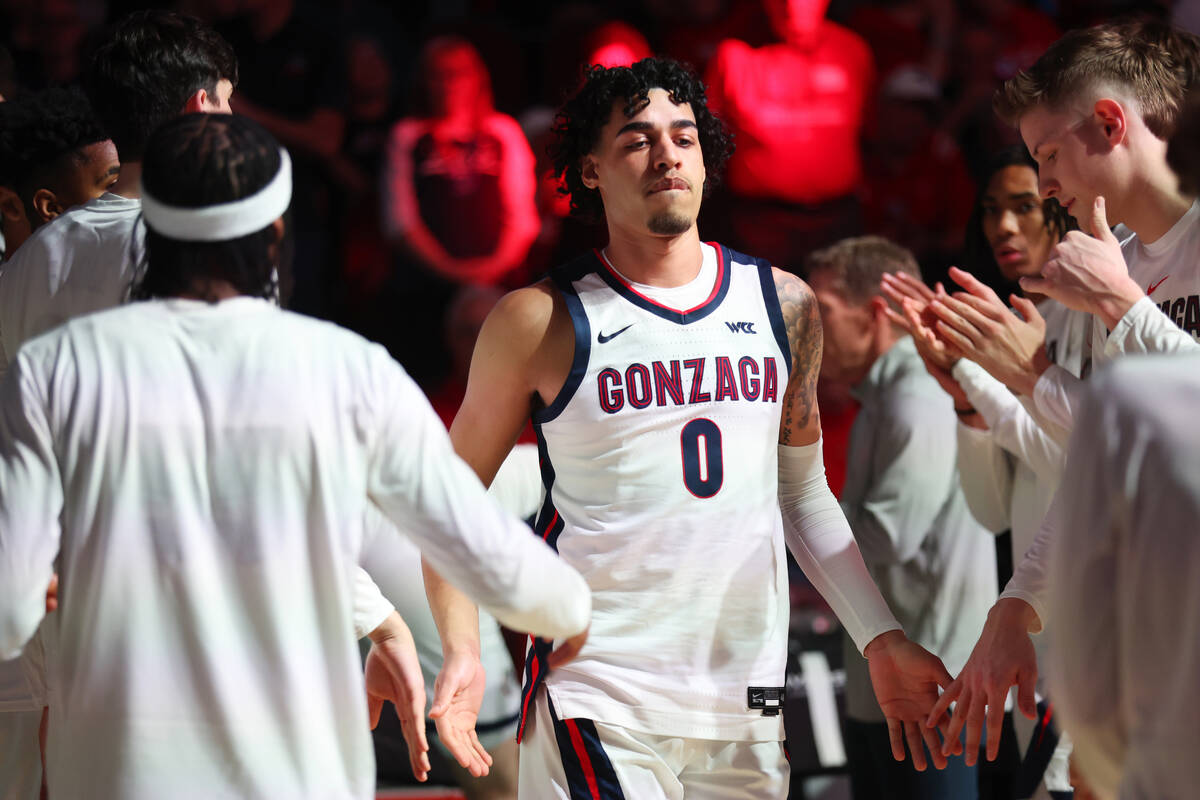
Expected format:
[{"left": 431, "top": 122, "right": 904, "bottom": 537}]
[{"left": 0, "top": 0, "right": 1193, "bottom": 393}]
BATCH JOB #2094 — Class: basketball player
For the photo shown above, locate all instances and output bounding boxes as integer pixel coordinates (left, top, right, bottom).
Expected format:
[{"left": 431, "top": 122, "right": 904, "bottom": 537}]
[
  {"left": 0, "top": 9, "right": 236, "bottom": 375},
  {"left": 1047, "top": 355, "right": 1200, "bottom": 799},
  {"left": 0, "top": 113, "right": 590, "bottom": 799},
  {"left": 449, "top": 57, "right": 956, "bottom": 798},
  {"left": 916, "top": 20, "right": 1200, "bottom": 764},
  {"left": 0, "top": 87, "right": 119, "bottom": 258}
]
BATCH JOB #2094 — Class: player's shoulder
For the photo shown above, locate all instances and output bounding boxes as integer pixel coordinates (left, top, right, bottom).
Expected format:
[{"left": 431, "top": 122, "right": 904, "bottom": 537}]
[
  {"left": 486, "top": 278, "right": 567, "bottom": 345},
  {"left": 769, "top": 267, "right": 818, "bottom": 318}
]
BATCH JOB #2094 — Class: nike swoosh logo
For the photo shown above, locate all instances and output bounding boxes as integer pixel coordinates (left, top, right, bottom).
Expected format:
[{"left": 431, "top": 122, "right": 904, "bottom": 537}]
[
  {"left": 1147, "top": 275, "right": 1170, "bottom": 295},
  {"left": 597, "top": 324, "right": 634, "bottom": 344}
]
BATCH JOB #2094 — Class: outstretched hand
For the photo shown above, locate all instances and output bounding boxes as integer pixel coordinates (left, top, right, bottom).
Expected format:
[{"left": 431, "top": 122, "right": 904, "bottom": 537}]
[
  {"left": 865, "top": 630, "right": 960, "bottom": 771},
  {"left": 927, "top": 267, "right": 1049, "bottom": 396},
  {"left": 430, "top": 649, "right": 493, "bottom": 778},
  {"left": 1020, "top": 196, "right": 1142, "bottom": 329},
  {"left": 364, "top": 614, "right": 431, "bottom": 781},
  {"left": 927, "top": 598, "right": 1040, "bottom": 765}
]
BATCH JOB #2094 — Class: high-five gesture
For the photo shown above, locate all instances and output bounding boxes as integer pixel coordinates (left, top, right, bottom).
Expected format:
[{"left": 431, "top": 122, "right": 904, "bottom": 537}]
[
  {"left": 865, "top": 630, "right": 960, "bottom": 770},
  {"left": 1019, "top": 196, "right": 1142, "bottom": 329},
  {"left": 365, "top": 612, "right": 432, "bottom": 782}
]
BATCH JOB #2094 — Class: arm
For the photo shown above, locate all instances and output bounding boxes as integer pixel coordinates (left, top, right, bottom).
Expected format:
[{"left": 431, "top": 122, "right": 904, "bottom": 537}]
[
  {"left": 955, "top": 423, "right": 1014, "bottom": 534},
  {"left": 364, "top": 611, "right": 432, "bottom": 782},
  {"left": 352, "top": 565, "right": 396, "bottom": 639},
  {"left": 772, "top": 269, "right": 954, "bottom": 771},
  {"left": 382, "top": 120, "right": 456, "bottom": 272},
  {"left": 1102, "top": 295, "right": 1200, "bottom": 358},
  {"left": 0, "top": 351, "right": 63, "bottom": 658}
]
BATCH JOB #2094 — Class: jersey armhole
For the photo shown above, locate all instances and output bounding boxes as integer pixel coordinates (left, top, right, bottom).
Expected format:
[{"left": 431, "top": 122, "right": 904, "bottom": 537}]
[
  {"left": 533, "top": 268, "right": 592, "bottom": 424},
  {"left": 756, "top": 263, "right": 793, "bottom": 381}
]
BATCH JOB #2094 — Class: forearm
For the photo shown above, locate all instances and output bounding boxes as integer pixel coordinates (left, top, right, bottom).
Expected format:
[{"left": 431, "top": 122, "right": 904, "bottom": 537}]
[
  {"left": 998, "top": 492, "right": 1061, "bottom": 632},
  {"left": 779, "top": 441, "right": 901, "bottom": 653},
  {"left": 1031, "top": 364, "right": 1083, "bottom": 435},
  {"left": 1103, "top": 296, "right": 1200, "bottom": 359},
  {"left": 422, "top": 559, "right": 480, "bottom": 658}
]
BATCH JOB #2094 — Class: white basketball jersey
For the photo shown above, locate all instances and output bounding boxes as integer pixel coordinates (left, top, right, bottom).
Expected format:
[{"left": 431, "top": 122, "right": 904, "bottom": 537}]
[{"left": 520, "top": 242, "right": 791, "bottom": 743}]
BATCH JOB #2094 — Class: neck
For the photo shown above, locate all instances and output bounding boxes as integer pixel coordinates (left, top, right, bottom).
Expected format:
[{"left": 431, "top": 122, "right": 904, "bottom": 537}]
[
  {"left": 602, "top": 223, "right": 703, "bottom": 287},
  {"left": 1117, "top": 144, "right": 1195, "bottom": 243},
  {"left": 249, "top": 0, "right": 292, "bottom": 40},
  {"left": 109, "top": 161, "right": 142, "bottom": 199},
  {"left": 176, "top": 278, "right": 241, "bottom": 302}
]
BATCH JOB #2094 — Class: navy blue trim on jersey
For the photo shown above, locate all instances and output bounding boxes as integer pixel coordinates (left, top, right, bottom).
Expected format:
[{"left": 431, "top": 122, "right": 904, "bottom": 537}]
[
  {"left": 754, "top": 258, "right": 793, "bottom": 380},
  {"left": 535, "top": 258, "right": 593, "bottom": 424},
  {"left": 548, "top": 698, "right": 627, "bottom": 800},
  {"left": 517, "top": 636, "right": 553, "bottom": 742},
  {"left": 593, "top": 243, "right": 731, "bottom": 325}
]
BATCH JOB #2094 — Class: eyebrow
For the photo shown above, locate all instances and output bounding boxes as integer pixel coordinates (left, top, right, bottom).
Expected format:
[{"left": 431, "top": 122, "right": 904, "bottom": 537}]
[
  {"left": 614, "top": 119, "right": 697, "bottom": 138},
  {"left": 103, "top": 165, "right": 121, "bottom": 177}
]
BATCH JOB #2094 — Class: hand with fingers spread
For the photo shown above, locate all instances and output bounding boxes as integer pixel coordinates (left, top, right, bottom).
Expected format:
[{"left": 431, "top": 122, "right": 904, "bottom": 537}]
[
  {"left": 927, "top": 598, "right": 1040, "bottom": 766},
  {"left": 1019, "top": 196, "right": 1142, "bottom": 329},
  {"left": 864, "top": 630, "right": 961, "bottom": 771},
  {"left": 430, "top": 648, "right": 493, "bottom": 778},
  {"left": 927, "top": 266, "right": 1050, "bottom": 396},
  {"left": 365, "top": 612, "right": 431, "bottom": 782}
]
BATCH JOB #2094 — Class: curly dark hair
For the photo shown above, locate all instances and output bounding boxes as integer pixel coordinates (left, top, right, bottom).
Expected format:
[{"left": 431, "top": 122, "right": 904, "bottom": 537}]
[
  {"left": 84, "top": 10, "right": 237, "bottom": 162},
  {"left": 550, "top": 57, "right": 734, "bottom": 222},
  {"left": 963, "top": 146, "right": 1076, "bottom": 298},
  {"left": 134, "top": 113, "right": 288, "bottom": 303},
  {"left": 0, "top": 86, "right": 108, "bottom": 198}
]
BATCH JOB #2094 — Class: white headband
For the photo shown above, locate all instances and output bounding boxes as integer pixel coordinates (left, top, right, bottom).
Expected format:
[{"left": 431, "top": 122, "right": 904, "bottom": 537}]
[{"left": 140, "top": 148, "right": 292, "bottom": 242}]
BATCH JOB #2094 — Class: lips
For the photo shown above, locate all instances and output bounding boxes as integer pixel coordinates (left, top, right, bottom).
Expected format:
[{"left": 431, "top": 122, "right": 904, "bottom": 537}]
[
  {"left": 648, "top": 177, "right": 689, "bottom": 194},
  {"left": 993, "top": 243, "right": 1025, "bottom": 265}
]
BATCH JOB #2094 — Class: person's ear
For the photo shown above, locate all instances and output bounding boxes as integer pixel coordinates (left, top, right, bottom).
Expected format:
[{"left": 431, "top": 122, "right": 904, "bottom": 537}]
[
  {"left": 580, "top": 155, "right": 600, "bottom": 190},
  {"left": 1093, "top": 98, "right": 1127, "bottom": 147},
  {"left": 869, "top": 294, "right": 893, "bottom": 325},
  {"left": 182, "top": 87, "right": 208, "bottom": 114},
  {"left": 31, "top": 188, "right": 64, "bottom": 224}
]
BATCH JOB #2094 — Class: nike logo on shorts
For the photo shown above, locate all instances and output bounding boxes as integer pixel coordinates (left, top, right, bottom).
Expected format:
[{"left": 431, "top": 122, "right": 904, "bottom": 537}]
[{"left": 598, "top": 324, "right": 634, "bottom": 343}]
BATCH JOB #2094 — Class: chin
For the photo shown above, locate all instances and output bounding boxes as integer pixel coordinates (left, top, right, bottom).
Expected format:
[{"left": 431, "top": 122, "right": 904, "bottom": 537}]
[{"left": 647, "top": 211, "right": 695, "bottom": 236}]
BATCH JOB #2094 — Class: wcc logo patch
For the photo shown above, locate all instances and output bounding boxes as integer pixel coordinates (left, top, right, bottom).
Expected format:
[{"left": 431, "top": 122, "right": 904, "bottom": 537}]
[{"left": 726, "top": 321, "right": 757, "bottom": 334}]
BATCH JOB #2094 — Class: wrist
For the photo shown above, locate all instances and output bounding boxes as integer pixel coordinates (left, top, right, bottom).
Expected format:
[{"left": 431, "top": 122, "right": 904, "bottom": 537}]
[
  {"left": 440, "top": 634, "right": 482, "bottom": 662},
  {"left": 1095, "top": 278, "right": 1145, "bottom": 331},
  {"left": 988, "top": 597, "right": 1040, "bottom": 633},
  {"left": 1010, "top": 347, "right": 1052, "bottom": 396},
  {"left": 864, "top": 628, "right": 906, "bottom": 659},
  {"left": 367, "top": 611, "right": 406, "bottom": 644}
]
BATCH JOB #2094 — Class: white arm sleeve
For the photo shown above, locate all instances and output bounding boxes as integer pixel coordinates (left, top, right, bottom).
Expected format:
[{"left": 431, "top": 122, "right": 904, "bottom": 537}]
[
  {"left": 778, "top": 441, "right": 901, "bottom": 655},
  {"left": 367, "top": 357, "right": 590, "bottom": 642},
  {"left": 952, "top": 359, "right": 1069, "bottom": 474},
  {"left": 954, "top": 423, "right": 1013, "bottom": 534},
  {"left": 1103, "top": 295, "right": 1200, "bottom": 359},
  {"left": 352, "top": 566, "right": 395, "bottom": 640}
]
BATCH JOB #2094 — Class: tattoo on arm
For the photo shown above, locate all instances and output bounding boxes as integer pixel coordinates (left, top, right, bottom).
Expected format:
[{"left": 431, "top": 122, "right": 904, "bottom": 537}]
[{"left": 775, "top": 272, "right": 823, "bottom": 445}]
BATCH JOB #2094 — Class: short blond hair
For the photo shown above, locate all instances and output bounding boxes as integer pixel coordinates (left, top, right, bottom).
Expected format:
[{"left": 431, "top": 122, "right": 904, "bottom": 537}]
[
  {"left": 994, "top": 20, "right": 1200, "bottom": 140},
  {"left": 805, "top": 236, "right": 921, "bottom": 305}
]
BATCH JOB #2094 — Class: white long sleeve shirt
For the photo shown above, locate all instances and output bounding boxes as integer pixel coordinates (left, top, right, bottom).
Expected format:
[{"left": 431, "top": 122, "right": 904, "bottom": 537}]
[
  {"left": 1005, "top": 202, "right": 1200, "bottom": 617},
  {"left": 1031, "top": 200, "right": 1200, "bottom": 431},
  {"left": 1047, "top": 355, "right": 1200, "bottom": 800},
  {"left": 0, "top": 298, "right": 590, "bottom": 800}
]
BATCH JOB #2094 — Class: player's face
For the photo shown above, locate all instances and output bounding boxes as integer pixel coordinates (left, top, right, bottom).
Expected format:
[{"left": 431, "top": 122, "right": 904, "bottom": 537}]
[
  {"left": 980, "top": 165, "right": 1056, "bottom": 281},
  {"left": 56, "top": 139, "right": 120, "bottom": 209},
  {"left": 809, "top": 270, "right": 875, "bottom": 385},
  {"left": 1020, "top": 104, "right": 1114, "bottom": 224},
  {"left": 584, "top": 87, "right": 706, "bottom": 239}
]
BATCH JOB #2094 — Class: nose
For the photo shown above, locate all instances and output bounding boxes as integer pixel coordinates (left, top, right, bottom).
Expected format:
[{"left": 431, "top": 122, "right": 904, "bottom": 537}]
[
  {"left": 1038, "top": 172, "right": 1057, "bottom": 200},
  {"left": 997, "top": 208, "right": 1019, "bottom": 236},
  {"left": 653, "top": 138, "right": 683, "bottom": 172}
]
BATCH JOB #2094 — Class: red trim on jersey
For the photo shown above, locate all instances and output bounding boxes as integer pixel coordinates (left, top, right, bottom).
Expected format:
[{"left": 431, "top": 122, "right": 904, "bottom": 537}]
[
  {"left": 517, "top": 636, "right": 540, "bottom": 743},
  {"left": 565, "top": 718, "right": 603, "bottom": 800},
  {"left": 1034, "top": 703, "right": 1054, "bottom": 750},
  {"left": 593, "top": 242, "right": 725, "bottom": 314},
  {"left": 540, "top": 510, "right": 560, "bottom": 541}
]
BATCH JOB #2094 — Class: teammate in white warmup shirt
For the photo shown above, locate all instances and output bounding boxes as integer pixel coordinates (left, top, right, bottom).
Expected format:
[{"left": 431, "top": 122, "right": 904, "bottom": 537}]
[
  {"left": 449, "top": 57, "right": 957, "bottom": 799},
  {"left": 0, "top": 113, "right": 590, "bottom": 800}
]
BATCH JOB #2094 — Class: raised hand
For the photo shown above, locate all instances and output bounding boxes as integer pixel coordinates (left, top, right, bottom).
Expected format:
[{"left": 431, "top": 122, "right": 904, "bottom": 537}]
[
  {"left": 364, "top": 613, "right": 431, "bottom": 781},
  {"left": 1020, "top": 196, "right": 1142, "bottom": 329},
  {"left": 927, "top": 598, "right": 1040, "bottom": 765},
  {"left": 429, "top": 648, "right": 493, "bottom": 778},
  {"left": 864, "top": 630, "right": 960, "bottom": 771},
  {"left": 927, "top": 266, "right": 1049, "bottom": 396}
]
